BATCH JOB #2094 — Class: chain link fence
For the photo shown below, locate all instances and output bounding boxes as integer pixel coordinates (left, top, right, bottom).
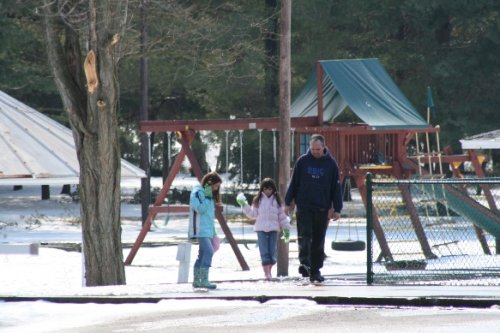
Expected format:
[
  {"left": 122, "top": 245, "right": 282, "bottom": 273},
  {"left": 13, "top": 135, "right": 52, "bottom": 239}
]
[{"left": 366, "top": 176, "right": 500, "bottom": 286}]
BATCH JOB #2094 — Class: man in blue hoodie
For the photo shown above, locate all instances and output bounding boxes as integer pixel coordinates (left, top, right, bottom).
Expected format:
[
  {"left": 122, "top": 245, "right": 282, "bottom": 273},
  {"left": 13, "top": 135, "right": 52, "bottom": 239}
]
[{"left": 284, "top": 133, "right": 343, "bottom": 283}]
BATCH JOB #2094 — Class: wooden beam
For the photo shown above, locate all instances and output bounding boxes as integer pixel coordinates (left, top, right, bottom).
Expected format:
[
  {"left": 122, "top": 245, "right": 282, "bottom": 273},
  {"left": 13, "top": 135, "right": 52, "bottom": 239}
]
[
  {"left": 355, "top": 175, "right": 393, "bottom": 261},
  {"left": 399, "top": 185, "right": 437, "bottom": 259},
  {"left": 180, "top": 133, "right": 249, "bottom": 271},
  {"left": 179, "top": 131, "right": 204, "bottom": 181},
  {"left": 140, "top": 116, "right": 319, "bottom": 133},
  {"left": 141, "top": 118, "right": 437, "bottom": 135},
  {"left": 124, "top": 132, "right": 194, "bottom": 265},
  {"left": 406, "top": 154, "right": 471, "bottom": 164},
  {"left": 215, "top": 207, "right": 250, "bottom": 271},
  {"left": 469, "top": 149, "right": 498, "bottom": 212},
  {"left": 149, "top": 206, "right": 190, "bottom": 214},
  {"left": 469, "top": 149, "right": 499, "bottom": 255}
]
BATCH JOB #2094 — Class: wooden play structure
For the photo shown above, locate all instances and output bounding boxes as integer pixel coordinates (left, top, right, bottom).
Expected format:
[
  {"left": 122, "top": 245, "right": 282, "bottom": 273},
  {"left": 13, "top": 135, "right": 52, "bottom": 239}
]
[
  {"left": 124, "top": 116, "right": 316, "bottom": 267},
  {"left": 125, "top": 59, "right": 499, "bottom": 266}
]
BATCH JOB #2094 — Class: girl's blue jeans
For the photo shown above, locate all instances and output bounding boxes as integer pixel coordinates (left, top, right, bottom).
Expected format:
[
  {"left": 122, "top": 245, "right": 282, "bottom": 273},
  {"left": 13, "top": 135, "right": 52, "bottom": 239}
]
[
  {"left": 194, "top": 237, "right": 215, "bottom": 269},
  {"left": 256, "top": 230, "right": 278, "bottom": 266}
]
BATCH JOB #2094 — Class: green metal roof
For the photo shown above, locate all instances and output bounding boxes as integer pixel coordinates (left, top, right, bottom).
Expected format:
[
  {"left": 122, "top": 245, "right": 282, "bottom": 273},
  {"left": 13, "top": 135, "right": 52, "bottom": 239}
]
[{"left": 291, "top": 58, "right": 429, "bottom": 129}]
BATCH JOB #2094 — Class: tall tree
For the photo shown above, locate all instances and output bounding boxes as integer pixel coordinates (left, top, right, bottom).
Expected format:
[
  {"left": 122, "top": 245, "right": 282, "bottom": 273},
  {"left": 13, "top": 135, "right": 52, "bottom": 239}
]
[
  {"left": 42, "top": 0, "right": 128, "bottom": 286},
  {"left": 119, "top": 1, "right": 275, "bottom": 182},
  {"left": 0, "top": 3, "right": 62, "bottom": 118}
]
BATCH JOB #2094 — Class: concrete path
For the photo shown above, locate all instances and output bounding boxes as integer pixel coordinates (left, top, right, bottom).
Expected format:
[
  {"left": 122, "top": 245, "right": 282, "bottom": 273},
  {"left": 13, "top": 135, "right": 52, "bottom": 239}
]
[{"left": 2, "top": 278, "right": 500, "bottom": 308}]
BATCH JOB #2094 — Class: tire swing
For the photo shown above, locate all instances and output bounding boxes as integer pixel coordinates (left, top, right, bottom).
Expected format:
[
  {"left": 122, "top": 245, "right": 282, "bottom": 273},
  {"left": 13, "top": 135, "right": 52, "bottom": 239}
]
[{"left": 331, "top": 177, "right": 366, "bottom": 252}]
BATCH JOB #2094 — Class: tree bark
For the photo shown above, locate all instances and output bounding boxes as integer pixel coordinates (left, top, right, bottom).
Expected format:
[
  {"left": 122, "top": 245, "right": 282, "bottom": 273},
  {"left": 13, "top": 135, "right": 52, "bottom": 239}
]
[{"left": 42, "top": 0, "right": 127, "bottom": 286}]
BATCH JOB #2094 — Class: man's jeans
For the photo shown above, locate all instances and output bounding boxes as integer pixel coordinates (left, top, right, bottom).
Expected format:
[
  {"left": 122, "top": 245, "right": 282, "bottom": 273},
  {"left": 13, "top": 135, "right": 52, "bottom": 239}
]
[{"left": 296, "top": 208, "right": 329, "bottom": 273}]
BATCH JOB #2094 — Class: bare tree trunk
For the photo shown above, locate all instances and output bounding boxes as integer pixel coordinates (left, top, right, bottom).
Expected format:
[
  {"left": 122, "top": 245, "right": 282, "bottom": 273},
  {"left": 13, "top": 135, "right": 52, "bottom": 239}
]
[
  {"left": 42, "top": 0, "right": 127, "bottom": 286},
  {"left": 277, "top": 0, "right": 291, "bottom": 277}
]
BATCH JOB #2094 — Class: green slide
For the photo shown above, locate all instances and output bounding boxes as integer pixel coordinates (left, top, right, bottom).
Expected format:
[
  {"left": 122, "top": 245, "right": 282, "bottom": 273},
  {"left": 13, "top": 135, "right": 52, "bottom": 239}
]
[{"left": 421, "top": 183, "right": 500, "bottom": 238}]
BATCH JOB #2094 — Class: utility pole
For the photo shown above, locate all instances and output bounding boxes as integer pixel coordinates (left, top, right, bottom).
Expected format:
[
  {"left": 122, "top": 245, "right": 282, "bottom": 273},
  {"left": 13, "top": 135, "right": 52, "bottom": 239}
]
[
  {"left": 139, "top": 0, "right": 150, "bottom": 225},
  {"left": 277, "top": 0, "right": 291, "bottom": 277}
]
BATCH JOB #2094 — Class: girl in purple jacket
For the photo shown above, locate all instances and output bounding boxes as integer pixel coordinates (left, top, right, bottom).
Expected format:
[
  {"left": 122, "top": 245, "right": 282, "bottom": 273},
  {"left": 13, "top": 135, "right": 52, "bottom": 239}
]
[{"left": 237, "top": 178, "right": 290, "bottom": 280}]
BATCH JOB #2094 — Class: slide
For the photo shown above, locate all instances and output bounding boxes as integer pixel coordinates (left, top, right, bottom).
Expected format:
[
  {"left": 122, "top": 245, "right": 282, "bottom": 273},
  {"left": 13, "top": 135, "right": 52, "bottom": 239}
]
[{"left": 422, "top": 183, "right": 500, "bottom": 238}]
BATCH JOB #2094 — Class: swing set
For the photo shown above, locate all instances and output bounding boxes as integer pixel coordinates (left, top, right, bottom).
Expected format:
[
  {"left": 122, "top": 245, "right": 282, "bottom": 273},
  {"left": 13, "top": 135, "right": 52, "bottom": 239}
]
[
  {"left": 124, "top": 116, "right": 317, "bottom": 267},
  {"left": 123, "top": 114, "right": 479, "bottom": 266},
  {"left": 125, "top": 58, "right": 499, "bottom": 268}
]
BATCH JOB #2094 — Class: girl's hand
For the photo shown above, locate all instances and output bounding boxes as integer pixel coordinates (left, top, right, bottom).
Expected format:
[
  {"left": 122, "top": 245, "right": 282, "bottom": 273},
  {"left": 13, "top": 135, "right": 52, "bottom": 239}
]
[
  {"left": 236, "top": 193, "right": 248, "bottom": 207},
  {"left": 281, "top": 229, "right": 290, "bottom": 243},
  {"left": 204, "top": 185, "right": 213, "bottom": 198}
]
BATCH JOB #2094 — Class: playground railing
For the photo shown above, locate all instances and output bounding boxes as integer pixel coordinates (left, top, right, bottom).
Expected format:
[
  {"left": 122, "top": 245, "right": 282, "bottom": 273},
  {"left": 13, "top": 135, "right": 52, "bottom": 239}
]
[{"left": 366, "top": 175, "right": 500, "bottom": 286}]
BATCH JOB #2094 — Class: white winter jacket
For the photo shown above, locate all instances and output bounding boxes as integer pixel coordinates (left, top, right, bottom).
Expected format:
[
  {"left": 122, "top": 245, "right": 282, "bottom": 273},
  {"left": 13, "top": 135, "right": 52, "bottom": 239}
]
[{"left": 242, "top": 193, "right": 291, "bottom": 232}]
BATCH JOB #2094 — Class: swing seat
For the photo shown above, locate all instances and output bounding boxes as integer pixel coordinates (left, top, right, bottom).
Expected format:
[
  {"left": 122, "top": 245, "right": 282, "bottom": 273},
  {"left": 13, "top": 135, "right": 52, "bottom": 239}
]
[{"left": 331, "top": 240, "right": 366, "bottom": 251}]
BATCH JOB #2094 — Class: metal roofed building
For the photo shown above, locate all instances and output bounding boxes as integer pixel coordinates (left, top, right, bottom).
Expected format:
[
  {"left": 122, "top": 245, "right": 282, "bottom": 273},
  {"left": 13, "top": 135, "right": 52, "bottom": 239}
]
[
  {"left": 0, "top": 90, "right": 145, "bottom": 186},
  {"left": 460, "top": 129, "right": 500, "bottom": 150}
]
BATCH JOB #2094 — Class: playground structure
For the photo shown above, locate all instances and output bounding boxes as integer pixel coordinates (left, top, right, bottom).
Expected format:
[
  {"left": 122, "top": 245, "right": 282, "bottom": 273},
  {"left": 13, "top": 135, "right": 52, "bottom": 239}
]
[
  {"left": 125, "top": 59, "right": 500, "bottom": 271},
  {"left": 367, "top": 176, "right": 500, "bottom": 285}
]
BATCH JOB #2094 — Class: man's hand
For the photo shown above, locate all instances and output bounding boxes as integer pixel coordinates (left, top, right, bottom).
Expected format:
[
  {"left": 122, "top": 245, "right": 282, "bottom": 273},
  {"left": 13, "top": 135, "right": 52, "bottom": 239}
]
[
  {"left": 329, "top": 209, "right": 341, "bottom": 221},
  {"left": 204, "top": 185, "right": 213, "bottom": 198}
]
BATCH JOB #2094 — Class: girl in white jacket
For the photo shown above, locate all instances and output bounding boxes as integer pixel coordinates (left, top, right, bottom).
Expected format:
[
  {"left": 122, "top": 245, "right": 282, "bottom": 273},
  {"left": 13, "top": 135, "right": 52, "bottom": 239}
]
[{"left": 237, "top": 178, "right": 291, "bottom": 280}]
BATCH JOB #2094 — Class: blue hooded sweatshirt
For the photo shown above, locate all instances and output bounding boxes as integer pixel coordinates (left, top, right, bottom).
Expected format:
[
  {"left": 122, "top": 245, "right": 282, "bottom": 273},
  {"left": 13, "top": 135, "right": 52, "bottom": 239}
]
[
  {"left": 188, "top": 184, "right": 216, "bottom": 239},
  {"left": 285, "top": 147, "right": 343, "bottom": 213}
]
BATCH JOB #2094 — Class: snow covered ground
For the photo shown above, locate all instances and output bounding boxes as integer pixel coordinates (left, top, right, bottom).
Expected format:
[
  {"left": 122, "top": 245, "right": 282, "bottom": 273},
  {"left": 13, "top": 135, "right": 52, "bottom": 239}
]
[
  {"left": 2, "top": 176, "right": 500, "bottom": 332},
  {"left": 0, "top": 175, "right": 367, "bottom": 294},
  {"left": 0, "top": 176, "right": 364, "bottom": 331}
]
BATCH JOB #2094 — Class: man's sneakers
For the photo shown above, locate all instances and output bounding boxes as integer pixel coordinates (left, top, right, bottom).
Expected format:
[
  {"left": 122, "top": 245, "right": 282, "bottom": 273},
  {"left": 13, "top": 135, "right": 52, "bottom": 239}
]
[
  {"left": 298, "top": 264, "right": 310, "bottom": 277},
  {"left": 309, "top": 271, "right": 325, "bottom": 283},
  {"left": 299, "top": 265, "right": 325, "bottom": 283}
]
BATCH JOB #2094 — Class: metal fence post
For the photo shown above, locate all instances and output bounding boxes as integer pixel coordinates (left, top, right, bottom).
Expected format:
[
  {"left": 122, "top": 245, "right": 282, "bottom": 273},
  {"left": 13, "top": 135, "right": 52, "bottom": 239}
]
[{"left": 366, "top": 173, "right": 374, "bottom": 285}]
